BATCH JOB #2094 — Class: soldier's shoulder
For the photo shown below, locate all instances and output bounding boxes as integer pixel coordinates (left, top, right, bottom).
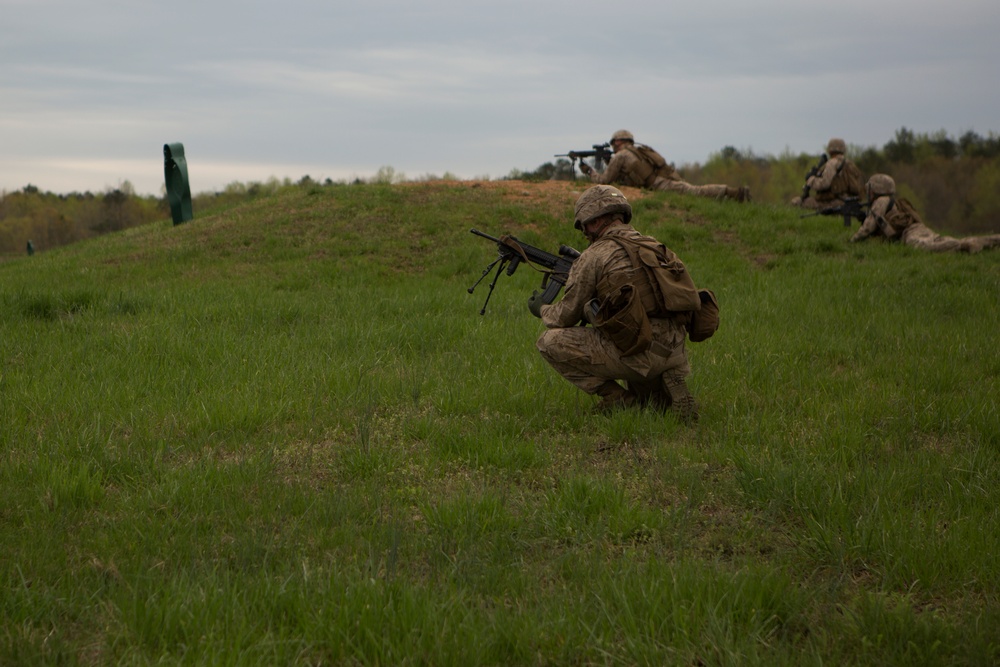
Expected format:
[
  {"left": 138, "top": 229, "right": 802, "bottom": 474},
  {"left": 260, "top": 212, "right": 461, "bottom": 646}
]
[
  {"left": 869, "top": 196, "right": 892, "bottom": 214},
  {"left": 585, "top": 234, "right": 624, "bottom": 255},
  {"left": 602, "top": 226, "right": 662, "bottom": 249},
  {"left": 603, "top": 224, "right": 640, "bottom": 239},
  {"left": 620, "top": 225, "right": 657, "bottom": 240},
  {"left": 611, "top": 149, "right": 639, "bottom": 164}
]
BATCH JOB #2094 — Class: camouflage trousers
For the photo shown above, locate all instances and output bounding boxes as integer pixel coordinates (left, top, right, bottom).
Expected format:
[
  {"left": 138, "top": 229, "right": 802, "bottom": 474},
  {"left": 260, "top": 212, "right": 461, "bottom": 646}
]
[
  {"left": 652, "top": 177, "right": 728, "bottom": 200},
  {"left": 903, "top": 224, "right": 1000, "bottom": 253},
  {"left": 535, "top": 323, "right": 690, "bottom": 396},
  {"left": 791, "top": 195, "right": 844, "bottom": 210}
]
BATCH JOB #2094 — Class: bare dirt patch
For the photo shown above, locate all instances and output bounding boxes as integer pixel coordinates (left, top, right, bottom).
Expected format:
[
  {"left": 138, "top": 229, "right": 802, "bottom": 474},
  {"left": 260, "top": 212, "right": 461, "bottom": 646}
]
[{"left": 405, "top": 179, "right": 651, "bottom": 219}]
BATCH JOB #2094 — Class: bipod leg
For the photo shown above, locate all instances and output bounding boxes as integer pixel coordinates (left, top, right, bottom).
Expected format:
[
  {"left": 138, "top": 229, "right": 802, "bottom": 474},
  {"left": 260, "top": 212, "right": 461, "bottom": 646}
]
[
  {"left": 478, "top": 259, "right": 508, "bottom": 315},
  {"left": 468, "top": 257, "right": 502, "bottom": 294}
]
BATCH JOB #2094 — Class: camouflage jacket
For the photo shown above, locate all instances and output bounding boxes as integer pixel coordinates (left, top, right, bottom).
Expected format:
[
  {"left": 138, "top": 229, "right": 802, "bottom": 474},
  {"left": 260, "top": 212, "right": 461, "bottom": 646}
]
[
  {"left": 540, "top": 224, "right": 687, "bottom": 352},
  {"left": 852, "top": 195, "right": 925, "bottom": 242},
  {"left": 589, "top": 146, "right": 677, "bottom": 189},
  {"left": 806, "top": 154, "right": 863, "bottom": 203}
]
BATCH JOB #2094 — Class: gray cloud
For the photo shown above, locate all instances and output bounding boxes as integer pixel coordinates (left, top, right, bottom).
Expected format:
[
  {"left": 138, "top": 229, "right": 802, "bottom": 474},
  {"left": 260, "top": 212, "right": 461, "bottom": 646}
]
[{"left": 2, "top": 0, "right": 999, "bottom": 194}]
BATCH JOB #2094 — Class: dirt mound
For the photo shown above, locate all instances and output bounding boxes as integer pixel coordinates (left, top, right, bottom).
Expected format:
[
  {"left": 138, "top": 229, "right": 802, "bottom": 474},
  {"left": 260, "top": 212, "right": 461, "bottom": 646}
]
[{"left": 407, "top": 178, "right": 647, "bottom": 203}]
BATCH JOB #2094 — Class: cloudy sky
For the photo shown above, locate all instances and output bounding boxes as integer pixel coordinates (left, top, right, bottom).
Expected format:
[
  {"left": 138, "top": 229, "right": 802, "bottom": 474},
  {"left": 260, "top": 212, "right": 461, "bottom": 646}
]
[{"left": 2, "top": 0, "right": 998, "bottom": 196}]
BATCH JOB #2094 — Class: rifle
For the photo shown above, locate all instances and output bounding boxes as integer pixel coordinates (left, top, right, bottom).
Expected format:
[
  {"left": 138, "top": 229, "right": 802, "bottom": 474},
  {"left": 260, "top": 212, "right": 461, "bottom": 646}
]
[
  {"left": 801, "top": 152, "right": 828, "bottom": 200},
  {"left": 554, "top": 142, "right": 613, "bottom": 178},
  {"left": 468, "top": 229, "right": 580, "bottom": 315},
  {"left": 800, "top": 196, "right": 868, "bottom": 227}
]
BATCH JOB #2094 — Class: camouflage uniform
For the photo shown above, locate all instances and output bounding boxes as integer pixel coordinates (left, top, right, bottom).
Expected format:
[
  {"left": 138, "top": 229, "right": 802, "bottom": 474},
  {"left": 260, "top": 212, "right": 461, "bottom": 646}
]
[
  {"left": 793, "top": 139, "right": 864, "bottom": 209},
  {"left": 533, "top": 186, "right": 698, "bottom": 419},
  {"left": 537, "top": 223, "right": 691, "bottom": 392},
  {"left": 851, "top": 174, "right": 1000, "bottom": 252},
  {"left": 585, "top": 130, "right": 748, "bottom": 201}
]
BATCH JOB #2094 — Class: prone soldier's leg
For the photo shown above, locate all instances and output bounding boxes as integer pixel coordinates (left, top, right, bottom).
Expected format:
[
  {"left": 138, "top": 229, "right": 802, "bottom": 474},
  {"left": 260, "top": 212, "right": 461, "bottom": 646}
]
[
  {"left": 958, "top": 234, "right": 1000, "bottom": 254},
  {"left": 905, "top": 226, "right": 966, "bottom": 252}
]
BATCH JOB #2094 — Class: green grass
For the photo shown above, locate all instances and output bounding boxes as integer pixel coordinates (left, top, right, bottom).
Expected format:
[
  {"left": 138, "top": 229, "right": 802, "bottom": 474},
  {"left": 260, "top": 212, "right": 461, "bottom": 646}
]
[{"left": 1, "top": 180, "right": 998, "bottom": 665}]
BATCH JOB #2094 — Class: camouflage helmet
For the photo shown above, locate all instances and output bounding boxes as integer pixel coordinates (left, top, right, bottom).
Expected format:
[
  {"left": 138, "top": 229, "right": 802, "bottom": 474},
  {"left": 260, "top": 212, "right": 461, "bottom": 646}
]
[
  {"left": 826, "top": 137, "right": 847, "bottom": 154},
  {"left": 574, "top": 185, "right": 632, "bottom": 230},
  {"left": 610, "top": 129, "right": 634, "bottom": 143},
  {"left": 866, "top": 174, "right": 896, "bottom": 197}
]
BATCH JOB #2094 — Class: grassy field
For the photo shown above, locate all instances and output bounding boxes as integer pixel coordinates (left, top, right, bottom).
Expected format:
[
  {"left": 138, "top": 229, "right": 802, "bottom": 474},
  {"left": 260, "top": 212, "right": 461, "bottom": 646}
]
[{"left": 2, "top": 179, "right": 998, "bottom": 665}]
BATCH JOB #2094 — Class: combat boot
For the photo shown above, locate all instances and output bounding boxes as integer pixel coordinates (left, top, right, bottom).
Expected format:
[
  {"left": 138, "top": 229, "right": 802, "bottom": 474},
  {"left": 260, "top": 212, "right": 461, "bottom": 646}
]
[
  {"left": 662, "top": 370, "right": 698, "bottom": 424},
  {"left": 725, "top": 186, "right": 751, "bottom": 203},
  {"left": 962, "top": 238, "right": 984, "bottom": 254},
  {"left": 592, "top": 381, "right": 636, "bottom": 414},
  {"left": 626, "top": 380, "right": 672, "bottom": 413}
]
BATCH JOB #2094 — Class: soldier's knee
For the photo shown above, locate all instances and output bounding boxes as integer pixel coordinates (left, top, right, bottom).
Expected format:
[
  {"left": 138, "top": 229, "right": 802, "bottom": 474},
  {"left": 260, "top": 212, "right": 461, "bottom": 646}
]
[
  {"left": 536, "top": 327, "right": 596, "bottom": 365},
  {"left": 536, "top": 328, "right": 569, "bottom": 361},
  {"left": 536, "top": 329, "right": 557, "bottom": 354}
]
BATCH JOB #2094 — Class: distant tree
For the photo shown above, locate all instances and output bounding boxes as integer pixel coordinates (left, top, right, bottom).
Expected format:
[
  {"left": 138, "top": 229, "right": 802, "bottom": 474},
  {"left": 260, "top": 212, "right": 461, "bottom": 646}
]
[
  {"left": 970, "top": 161, "right": 1000, "bottom": 230},
  {"left": 855, "top": 146, "right": 890, "bottom": 179},
  {"left": 884, "top": 127, "right": 917, "bottom": 163},
  {"left": 719, "top": 146, "right": 743, "bottom": 161},
  {"left": 94, "top": 189, "right": 130, "bottom": 233},
  {"left": 928, "top": 129, "right": 958, "bottom": 159},
  {"left": 959, "top": 130, "right": 1000, "bottom": 159},
  {"left": 371, "top": 166, "right": 403, "bottom": 184},
  {"left": 509, "top": 159, "right": 576, "bottom": 181},
  {"left": 959, "top": 130, "right": 983, "bottom": 157}
]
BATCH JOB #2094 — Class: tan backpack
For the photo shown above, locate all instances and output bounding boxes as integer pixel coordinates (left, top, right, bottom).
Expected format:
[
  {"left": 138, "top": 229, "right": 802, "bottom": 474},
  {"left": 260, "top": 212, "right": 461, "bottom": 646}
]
[
  {"left": 625, "top": 144, "right": 677, "bottom": 187},
  {"left": 884, "top": 197, "right": 923, "bottom": 234},
  {"left": 840, "top": 160, "right": 865, "bottom": 198},
  {"left": 591, "top": 234, "right": 716, "bottom": 354}
]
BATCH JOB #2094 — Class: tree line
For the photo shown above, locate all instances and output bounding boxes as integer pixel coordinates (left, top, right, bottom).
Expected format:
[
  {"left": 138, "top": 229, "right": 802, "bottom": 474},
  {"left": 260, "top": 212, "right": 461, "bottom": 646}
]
[{"left": 0, "top": 182, "right": 165, "bottom": 257}]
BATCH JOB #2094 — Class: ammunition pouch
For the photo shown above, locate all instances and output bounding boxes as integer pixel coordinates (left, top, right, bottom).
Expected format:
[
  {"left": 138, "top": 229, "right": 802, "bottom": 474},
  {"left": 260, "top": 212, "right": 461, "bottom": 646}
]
[{"left": 592, "top": 283, "right": 652, "bottom": 357}]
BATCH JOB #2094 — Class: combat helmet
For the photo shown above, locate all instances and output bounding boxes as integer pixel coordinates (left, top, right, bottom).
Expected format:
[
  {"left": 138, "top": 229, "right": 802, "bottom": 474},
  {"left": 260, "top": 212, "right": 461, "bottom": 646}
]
[
  {"left": 866, "top": 174, "right": 896, "bottom": 197},
  {"left": 611, "top": 129, "right": 635, "bottom": 143},
  {"left": 574, "top": 185, "right": 632, "bottom": 230},
  {"left": 826, "top": 137, "right": 847, "bottom": 154}
]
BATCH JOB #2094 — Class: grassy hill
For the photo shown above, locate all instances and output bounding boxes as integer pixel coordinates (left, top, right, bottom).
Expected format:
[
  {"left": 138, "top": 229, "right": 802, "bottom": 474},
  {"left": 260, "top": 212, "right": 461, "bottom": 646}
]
[{"left": 2, "top": 180, "right": 998, "bottom": 665}]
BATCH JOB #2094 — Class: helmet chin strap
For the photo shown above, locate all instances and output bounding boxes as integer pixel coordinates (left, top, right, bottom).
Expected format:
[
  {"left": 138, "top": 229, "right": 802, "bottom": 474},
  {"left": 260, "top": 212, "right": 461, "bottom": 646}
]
[{"left": 584, "top": 216, "right": 620, "bottom": 243}]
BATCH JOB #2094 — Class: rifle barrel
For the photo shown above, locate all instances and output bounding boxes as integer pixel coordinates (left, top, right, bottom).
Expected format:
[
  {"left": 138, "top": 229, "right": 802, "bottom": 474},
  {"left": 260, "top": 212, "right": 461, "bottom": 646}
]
[{"left": 470, "top": 228, "right": 502, "bottom": 243}]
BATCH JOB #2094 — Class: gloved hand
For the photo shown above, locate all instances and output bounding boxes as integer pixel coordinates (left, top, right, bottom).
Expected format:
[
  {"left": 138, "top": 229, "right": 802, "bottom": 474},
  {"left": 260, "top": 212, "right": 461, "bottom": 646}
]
[
  {"left": 527, "top": 290, "right": 544, "bottom": 318},
  {"left": 579, "top": 163, "right": 592, "bottom": 175}
]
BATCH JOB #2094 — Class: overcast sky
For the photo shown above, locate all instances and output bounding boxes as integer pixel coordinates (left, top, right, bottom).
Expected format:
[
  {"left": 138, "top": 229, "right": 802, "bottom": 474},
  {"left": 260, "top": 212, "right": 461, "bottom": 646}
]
[{"left": 2, "top": 0, "right": 998, "bottom": 196}]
